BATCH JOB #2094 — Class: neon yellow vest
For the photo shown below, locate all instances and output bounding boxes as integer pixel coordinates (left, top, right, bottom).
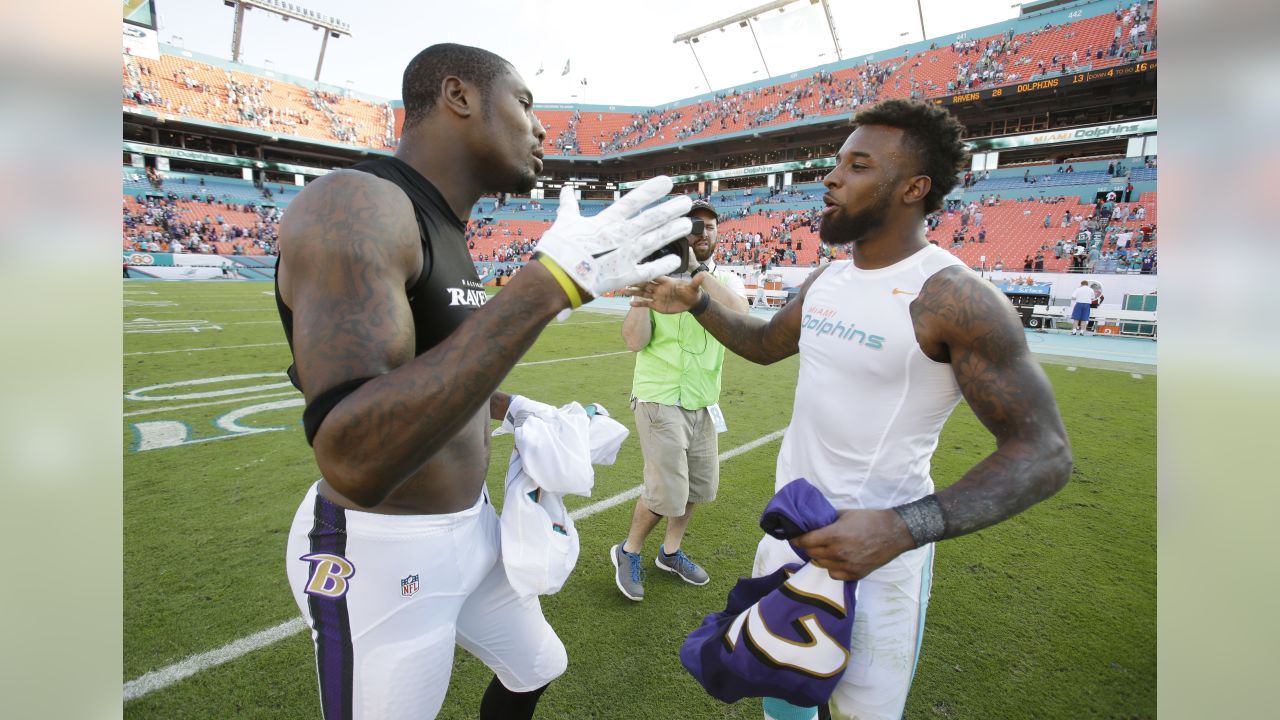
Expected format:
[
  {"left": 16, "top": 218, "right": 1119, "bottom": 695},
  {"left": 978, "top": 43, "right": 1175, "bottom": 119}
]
[{"left": 631, "top": 309, "right": 726, "bottom": 410}]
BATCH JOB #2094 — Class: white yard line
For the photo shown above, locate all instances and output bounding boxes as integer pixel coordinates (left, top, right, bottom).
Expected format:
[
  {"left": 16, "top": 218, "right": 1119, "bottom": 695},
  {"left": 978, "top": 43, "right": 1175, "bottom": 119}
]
[
  {"left": 123, "top": 619, "right": 308, "bottom": 702},
  {"left": 516, "top": 351, "right": 630, "bottom": 366},
  {"left": 123, "top": 427, "right": 788, "bottom": 702},
  {"left": 123, "top": 352, "right": 637, "bottom": 415},
  {"left": 123, "top": 308, "right": 274, "bottom": 314},
  {"left": 123, "top": 324, "right": 619, "bottom": 357},
  {"left": 123, "top": 391, "right": 301, "bottom": 417},
  {"left": 567, "top": 429, "right": 786, "bottom": 520},
  {"left": 125, "top": 342, "right": 288, "bottom": 357}
]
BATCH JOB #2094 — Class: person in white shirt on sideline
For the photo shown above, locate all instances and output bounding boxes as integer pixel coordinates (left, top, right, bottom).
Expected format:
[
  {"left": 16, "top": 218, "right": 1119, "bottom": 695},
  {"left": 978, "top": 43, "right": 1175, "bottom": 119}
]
[{"left": 1070, "top": 280, "right": 1095, "bottom": 335}]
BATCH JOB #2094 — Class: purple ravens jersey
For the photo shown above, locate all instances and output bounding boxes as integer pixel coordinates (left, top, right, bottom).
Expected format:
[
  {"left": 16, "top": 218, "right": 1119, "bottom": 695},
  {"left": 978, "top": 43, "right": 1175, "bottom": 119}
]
[{"left": 680, "top": 479, "right": 856, "bottom": 706}]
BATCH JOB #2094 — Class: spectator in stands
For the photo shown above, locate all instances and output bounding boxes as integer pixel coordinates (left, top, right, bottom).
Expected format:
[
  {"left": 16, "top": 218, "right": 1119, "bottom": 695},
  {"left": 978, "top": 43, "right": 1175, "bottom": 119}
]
[
  {"left": 1101, "top": 196, "right": 1116, "bottom": 222},
  {"left": 1044, "top": 213, "right": 1052, "bottom": 228},
  {"left": 1023, "top": 255, "right": 1033, "bottom": 271},
  {"left": 1125, "top": 182, "right": 1134, "bottom": 203},
  {"left": 1034, "top": 251, "right": 1045, "bottom": 272}
]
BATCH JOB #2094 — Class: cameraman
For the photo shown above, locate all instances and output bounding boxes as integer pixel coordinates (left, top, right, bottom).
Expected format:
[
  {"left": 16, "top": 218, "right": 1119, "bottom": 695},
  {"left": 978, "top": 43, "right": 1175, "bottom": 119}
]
[{"left": 611, "top": 200, "right": 748, "bottom": 601}]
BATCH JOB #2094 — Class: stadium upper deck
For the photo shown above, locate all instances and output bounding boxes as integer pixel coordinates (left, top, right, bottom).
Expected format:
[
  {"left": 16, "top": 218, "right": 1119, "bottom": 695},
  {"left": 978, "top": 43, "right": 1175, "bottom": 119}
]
[{"left": 122, "top": 0, "right": 1155, "bottom": 161}]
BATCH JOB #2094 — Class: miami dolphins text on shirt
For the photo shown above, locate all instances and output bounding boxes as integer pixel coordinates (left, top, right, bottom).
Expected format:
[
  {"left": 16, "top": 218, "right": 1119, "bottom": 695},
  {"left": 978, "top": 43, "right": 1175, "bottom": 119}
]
[{"left": 801, "top": 313, "right": 885, "bottom": 349}]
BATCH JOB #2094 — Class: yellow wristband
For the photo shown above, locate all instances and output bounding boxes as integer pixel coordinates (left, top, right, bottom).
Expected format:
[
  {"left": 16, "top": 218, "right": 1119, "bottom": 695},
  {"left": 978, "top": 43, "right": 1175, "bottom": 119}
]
[{"left": 536, "top": 254, "right": 583, "bottom": 309}]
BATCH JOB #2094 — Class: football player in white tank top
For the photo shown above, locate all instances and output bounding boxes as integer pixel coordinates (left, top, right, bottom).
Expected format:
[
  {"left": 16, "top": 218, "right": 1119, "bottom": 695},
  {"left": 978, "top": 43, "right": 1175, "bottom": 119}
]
[{"left": 628, "top": 99, "right": 1072, "bottom": 720}]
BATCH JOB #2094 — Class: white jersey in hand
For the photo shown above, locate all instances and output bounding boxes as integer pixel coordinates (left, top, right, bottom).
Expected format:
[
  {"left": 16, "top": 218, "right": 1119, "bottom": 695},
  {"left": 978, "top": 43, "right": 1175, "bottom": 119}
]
[{"left": 497, "top": 402, "right": 629, "bottom": 597}]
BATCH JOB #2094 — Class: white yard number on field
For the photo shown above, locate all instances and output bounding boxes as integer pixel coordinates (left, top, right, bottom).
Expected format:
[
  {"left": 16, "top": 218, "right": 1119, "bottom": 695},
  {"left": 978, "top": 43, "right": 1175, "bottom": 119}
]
[{"left": 127, "top": 373, "right": 302, "bottom": 452}]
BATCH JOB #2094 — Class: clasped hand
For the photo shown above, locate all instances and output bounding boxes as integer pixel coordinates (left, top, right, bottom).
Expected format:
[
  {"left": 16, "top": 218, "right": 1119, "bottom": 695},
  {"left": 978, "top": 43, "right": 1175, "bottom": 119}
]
[
  {"left": 623, "top": 274, "right": 708, "bottom": 314},
  {"left": 534, "top": 176, "right": 691, "bottom": 299},
  {"left": 790, "top": 508, "right": 917, "bottom": 581}
]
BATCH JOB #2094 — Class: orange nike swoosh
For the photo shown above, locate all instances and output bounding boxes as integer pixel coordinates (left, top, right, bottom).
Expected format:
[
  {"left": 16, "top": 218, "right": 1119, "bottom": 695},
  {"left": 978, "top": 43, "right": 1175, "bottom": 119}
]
[{"left": 892, "top": 288, "right": 917, "bottom": 296}]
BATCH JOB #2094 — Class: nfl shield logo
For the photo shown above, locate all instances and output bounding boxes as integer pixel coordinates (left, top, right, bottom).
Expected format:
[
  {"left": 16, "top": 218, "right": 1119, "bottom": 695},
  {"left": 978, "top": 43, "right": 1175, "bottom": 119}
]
[{"left": 401, "top": 574, "right": 419, "bottom": 597}]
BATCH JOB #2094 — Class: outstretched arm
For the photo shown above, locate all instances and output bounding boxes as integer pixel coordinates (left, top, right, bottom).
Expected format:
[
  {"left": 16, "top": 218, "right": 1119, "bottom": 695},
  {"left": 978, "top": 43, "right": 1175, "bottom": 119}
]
[
  {"left": 792, "top": 266, "right": 1071, "bottom": 580},
  {"left": 281, "top": 171, "right": 570, "bottom": 507},
  {"left": 625, "top": 264, "right": 828, "bottom": 365},
  {"left": 282, "top": 172, "right": 690, "bottom": 507}
]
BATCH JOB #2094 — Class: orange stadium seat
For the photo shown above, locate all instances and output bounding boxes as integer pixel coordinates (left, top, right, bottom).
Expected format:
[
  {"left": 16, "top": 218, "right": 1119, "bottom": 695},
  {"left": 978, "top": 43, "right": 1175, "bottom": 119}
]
[
  {"left": 123, "top": 53, "right": 396, "bottom": 151},
  {"left": 518, "top": 8, "right": 1156, "bottom": 157}
]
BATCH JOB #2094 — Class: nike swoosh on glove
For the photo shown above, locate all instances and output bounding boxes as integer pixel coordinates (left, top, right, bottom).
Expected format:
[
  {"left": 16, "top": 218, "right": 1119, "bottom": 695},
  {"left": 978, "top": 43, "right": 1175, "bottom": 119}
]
[{"left": 535, "top": 176, "right": 692, "bottom": 299}]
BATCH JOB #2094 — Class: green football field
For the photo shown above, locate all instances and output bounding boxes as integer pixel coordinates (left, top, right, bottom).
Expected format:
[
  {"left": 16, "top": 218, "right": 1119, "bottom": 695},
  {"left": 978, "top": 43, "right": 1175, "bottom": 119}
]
[{"left": 123, "top": 281, "right": 1155, "bottom": 719}]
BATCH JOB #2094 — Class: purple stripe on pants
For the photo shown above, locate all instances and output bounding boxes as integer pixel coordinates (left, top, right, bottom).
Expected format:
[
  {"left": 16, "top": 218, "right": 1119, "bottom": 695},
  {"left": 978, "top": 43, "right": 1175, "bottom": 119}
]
[{"left": 308, "top": 494, "right": 353, "bottom": 720}]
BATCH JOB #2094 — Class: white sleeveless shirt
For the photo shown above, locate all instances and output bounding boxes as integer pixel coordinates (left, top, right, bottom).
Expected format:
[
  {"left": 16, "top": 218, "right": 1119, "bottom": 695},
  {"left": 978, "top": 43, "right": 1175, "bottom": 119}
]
[{"left": 775, "top": 244, "right": 968, "bottom": 511}]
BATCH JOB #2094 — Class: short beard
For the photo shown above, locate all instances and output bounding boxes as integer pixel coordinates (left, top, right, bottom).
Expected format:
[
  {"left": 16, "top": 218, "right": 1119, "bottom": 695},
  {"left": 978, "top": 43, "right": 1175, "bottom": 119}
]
[
  {"left": 819, "top": 191, "right": 892, "bottom": 246},
  {"left": 693, "top": 240, "right": 715, "bottom": 262}
]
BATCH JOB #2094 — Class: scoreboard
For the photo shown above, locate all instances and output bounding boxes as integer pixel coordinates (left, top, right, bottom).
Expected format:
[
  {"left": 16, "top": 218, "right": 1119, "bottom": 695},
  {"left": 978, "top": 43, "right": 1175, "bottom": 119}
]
[{"left": 932, "top": 60, "right": 1157, "bottom": 107}]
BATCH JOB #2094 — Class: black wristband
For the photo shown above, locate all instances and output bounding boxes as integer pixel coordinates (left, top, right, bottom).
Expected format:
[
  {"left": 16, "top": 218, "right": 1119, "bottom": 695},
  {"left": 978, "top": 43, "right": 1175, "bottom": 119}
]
[
  {"left": 891, "top": 494, "right": 947, "bottom": 547},
  {"left": 689, "top": 288, "right": 712, "bottom": 316}
]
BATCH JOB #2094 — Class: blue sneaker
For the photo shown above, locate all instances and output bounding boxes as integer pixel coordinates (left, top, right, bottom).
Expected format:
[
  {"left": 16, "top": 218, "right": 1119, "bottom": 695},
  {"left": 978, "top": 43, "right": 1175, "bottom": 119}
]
[
  {"left": 655, "top": 545, "right": 710, "bottom": 586},
  {"left": 610, "top": 543, "right": 644, "bottom": 601}
]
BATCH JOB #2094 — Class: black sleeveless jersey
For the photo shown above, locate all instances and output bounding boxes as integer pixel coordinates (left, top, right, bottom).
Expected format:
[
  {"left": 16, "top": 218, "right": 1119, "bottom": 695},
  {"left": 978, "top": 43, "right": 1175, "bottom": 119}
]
[{"left": 275, "top": 156, "right": 487, "bottom": 392}]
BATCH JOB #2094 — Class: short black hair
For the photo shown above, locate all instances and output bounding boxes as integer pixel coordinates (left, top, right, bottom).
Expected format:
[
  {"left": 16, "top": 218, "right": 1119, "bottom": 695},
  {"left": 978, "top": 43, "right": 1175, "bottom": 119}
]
[
  {"left": 401, "top": 43, "right": 513, "bottom": 128},
  {"left": 849, "top": 99, "right": 969, "bottom": 214}
]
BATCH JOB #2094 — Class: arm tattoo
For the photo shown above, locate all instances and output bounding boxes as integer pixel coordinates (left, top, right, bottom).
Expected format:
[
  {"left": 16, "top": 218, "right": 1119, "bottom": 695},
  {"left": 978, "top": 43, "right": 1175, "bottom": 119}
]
[
  {"left": 693, "top": 264, "right": 830, "bottom": 365},
  {"left": 695, "top": 302, "right": 793, "bottom": 365},
  {"left": 909, "top": 267, "right": 1073, "bottom": 539}
]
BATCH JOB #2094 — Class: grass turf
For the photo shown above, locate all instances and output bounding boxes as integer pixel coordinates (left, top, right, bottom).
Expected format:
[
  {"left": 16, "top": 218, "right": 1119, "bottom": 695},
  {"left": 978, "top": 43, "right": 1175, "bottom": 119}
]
[{"left": 123, "top": 281, "right": 1154, "bottom": 719}]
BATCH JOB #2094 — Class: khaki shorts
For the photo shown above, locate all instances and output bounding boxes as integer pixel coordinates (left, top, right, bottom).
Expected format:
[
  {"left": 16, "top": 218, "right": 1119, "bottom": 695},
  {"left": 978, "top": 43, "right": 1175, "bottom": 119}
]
[{"left": 632, "top": 399, "right": 719, "bottom": 516}]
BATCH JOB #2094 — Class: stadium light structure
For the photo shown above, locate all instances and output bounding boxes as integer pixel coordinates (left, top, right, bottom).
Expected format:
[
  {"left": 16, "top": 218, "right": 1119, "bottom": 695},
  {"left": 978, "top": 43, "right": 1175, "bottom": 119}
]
[
  {"left": 675, "top": 0, "right": 845, "bottom": 92},
  {"left": 222, "top": 0, "right": 351, "bottom": 81}
]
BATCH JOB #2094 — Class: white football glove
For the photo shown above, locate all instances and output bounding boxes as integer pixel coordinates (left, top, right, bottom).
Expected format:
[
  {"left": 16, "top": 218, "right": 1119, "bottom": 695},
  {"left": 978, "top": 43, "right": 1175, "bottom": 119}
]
[{"left": 535, "top": 176, "right": 692, "bottom": 299}]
